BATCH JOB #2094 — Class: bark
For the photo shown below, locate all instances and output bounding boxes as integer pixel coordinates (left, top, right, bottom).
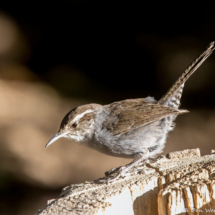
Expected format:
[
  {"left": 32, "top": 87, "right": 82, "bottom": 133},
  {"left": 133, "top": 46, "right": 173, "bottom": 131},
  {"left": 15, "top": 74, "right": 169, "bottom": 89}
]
[{"left": 36, "top": 148, "right": 215, "bottom": 215}]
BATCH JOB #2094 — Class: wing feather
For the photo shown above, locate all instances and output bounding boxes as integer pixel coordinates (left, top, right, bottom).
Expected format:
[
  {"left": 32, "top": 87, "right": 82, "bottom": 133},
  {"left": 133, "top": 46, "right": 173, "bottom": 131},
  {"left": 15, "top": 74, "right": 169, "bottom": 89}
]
[{"left": 102, "top": 99, "right": 187, "bottom": 136}]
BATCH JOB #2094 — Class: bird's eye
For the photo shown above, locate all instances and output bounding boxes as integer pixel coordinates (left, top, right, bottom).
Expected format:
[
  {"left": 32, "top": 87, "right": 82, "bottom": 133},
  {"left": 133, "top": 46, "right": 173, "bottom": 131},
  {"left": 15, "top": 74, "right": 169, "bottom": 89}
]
[{"left": 72, "top": 123, "right": 77, "bottom": 128}]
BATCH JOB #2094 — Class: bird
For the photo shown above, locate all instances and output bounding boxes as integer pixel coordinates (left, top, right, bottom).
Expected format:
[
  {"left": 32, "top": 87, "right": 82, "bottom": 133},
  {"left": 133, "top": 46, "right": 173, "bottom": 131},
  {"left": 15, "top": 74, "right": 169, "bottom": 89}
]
[{"left": 45, "top": 42, "right": 215, "bottom": 182}]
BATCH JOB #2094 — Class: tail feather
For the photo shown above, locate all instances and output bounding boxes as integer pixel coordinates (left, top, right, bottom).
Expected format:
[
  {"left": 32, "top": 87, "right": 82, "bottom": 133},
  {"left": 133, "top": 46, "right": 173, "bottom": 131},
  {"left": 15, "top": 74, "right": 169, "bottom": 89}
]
[
  {"left": 165, "top": 83, "right": 184, "bottom": 109},
  {"left": 158, "top": 42, "right": 215, "bottom": 108}
]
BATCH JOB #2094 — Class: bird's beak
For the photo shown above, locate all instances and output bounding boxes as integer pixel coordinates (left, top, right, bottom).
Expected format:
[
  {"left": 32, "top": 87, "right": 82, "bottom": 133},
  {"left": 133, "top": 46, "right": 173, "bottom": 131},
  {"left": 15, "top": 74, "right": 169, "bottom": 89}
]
[{"left": 45, "top": 132, "right": 65, "bottom": 148}]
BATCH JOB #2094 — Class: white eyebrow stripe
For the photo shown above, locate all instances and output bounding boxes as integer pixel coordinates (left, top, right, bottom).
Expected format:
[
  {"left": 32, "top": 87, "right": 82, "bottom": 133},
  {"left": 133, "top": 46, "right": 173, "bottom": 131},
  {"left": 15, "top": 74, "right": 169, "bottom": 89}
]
[{"left": 72, "top": 109, "right": 93, "bottom": 123}]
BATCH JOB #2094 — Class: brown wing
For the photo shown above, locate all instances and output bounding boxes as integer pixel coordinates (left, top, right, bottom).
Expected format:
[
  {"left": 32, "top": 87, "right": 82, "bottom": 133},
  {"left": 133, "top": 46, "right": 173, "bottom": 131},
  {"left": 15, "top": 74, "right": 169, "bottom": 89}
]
[{"left": 102, "top": 98, "right": 187, "bottom": 136}]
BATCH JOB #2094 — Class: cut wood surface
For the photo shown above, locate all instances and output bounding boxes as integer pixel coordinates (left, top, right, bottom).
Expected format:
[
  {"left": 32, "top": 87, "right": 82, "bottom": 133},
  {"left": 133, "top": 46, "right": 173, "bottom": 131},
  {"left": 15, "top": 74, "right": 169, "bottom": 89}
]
[{"left": 36, "top": 148, "right": 215, "bottom": 215}]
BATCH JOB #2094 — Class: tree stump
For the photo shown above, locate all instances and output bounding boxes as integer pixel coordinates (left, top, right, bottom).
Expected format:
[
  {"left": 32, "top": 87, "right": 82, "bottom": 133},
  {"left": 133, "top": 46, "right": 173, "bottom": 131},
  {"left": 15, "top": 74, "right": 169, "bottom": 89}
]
[{"left": 36, "top": 148, "right": 215, "bottom": 215}]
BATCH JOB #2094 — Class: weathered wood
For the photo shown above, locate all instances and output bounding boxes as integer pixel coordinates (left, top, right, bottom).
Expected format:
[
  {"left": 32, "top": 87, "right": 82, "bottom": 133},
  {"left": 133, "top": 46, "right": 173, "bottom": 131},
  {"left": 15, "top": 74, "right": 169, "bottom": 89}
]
[{"left": 36, "top": 148, "right": 215, "bottom": 215}]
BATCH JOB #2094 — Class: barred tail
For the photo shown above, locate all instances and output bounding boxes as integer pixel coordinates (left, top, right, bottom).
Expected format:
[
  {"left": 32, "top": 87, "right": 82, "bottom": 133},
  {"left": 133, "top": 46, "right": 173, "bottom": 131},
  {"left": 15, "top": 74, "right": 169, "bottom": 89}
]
[{"left": 158, "top": 42, "right": 215, "bottom": 108}]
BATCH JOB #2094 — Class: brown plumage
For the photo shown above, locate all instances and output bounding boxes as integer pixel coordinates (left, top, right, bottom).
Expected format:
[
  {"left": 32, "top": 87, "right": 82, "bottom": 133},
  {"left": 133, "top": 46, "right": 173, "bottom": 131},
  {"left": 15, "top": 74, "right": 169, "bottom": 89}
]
[
  {"left": 46, "top": 42, "right": 215, "bottom": 182},
  {"left": 102, "top": 98, "right": 188, "bottom": 136}
]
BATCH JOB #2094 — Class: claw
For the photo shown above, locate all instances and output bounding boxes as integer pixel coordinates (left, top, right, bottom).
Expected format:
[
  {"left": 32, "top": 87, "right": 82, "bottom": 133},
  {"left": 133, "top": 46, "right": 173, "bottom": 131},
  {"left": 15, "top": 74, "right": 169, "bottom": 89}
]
[
  {"left": 104, "top": 166, "right": 124, "bottom": 177},
  {"left": 100, "top": 157, "right": 149, "bottom": 183}
]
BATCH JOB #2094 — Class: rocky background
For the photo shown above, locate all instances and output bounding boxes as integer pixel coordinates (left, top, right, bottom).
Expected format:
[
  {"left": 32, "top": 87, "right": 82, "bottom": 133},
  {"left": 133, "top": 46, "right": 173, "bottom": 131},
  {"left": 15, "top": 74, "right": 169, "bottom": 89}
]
[{"left": 1, "top": 3, "right": 215, "bottom": 214}]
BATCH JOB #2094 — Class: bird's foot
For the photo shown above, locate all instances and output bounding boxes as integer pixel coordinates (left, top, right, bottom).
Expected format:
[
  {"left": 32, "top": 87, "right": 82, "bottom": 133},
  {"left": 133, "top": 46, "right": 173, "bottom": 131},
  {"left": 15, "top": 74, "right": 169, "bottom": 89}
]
[
  {"left": 98, "top": 159, "right": 148, "bottom": 183},
  {"left": 104, "top": 166, "right": 125, "bottom": 177}
]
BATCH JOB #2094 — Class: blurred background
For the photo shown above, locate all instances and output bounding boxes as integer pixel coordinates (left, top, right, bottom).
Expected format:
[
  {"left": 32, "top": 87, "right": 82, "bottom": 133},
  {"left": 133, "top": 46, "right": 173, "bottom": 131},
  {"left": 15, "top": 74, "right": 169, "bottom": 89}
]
[{"left": 1, "top": 2, "right": 215, "bottom": 214}]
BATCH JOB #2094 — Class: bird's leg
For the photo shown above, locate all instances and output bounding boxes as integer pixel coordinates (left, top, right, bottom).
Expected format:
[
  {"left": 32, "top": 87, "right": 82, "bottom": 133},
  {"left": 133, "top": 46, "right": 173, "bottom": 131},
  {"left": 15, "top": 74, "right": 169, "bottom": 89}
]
[{"left": 104, "top": 149, "right": 149, "bottom": 182}]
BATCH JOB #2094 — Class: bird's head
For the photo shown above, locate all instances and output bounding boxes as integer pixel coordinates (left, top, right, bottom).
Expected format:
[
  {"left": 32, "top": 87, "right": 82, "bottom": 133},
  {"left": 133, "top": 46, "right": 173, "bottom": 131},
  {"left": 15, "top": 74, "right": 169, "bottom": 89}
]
[{"left": 45, "top": 104, "right": 102, "bottom": 148}]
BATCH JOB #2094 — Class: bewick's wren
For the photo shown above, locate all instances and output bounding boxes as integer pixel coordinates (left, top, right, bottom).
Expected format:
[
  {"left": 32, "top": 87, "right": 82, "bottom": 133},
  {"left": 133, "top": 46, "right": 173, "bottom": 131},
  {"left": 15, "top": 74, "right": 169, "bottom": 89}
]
[{"left": 46, "top": 42, "right": 215, "bottom": 182}]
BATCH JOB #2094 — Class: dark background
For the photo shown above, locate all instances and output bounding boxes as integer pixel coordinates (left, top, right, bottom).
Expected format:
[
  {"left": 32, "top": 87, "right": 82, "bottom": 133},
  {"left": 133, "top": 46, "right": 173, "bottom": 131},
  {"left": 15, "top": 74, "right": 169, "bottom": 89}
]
[{"left": 1, "top": 2, "right": 215, "bottom": 214}]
